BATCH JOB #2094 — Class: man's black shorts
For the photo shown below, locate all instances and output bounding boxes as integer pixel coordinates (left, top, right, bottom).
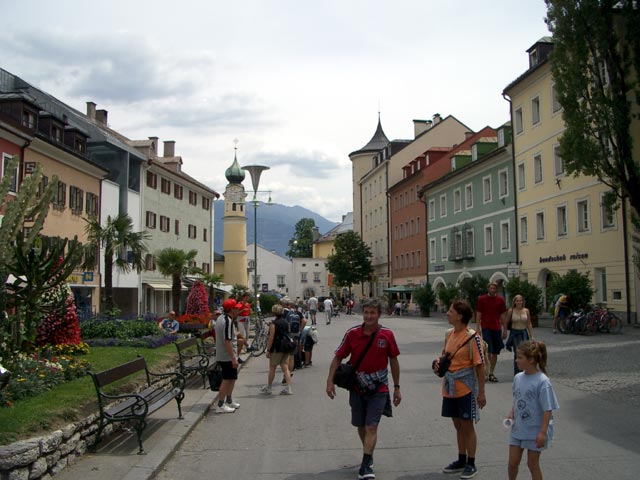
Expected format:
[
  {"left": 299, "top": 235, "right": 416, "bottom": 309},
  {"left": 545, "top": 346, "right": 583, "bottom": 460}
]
[{"left": 218, "top": 361, "right": 238, "bottom": 380}]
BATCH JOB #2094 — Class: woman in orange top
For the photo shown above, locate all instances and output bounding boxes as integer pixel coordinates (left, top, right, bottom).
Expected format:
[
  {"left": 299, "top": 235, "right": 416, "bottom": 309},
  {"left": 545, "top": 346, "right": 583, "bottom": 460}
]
[{"left": 433, "top": 300, "right": 486, "bottom": 479}]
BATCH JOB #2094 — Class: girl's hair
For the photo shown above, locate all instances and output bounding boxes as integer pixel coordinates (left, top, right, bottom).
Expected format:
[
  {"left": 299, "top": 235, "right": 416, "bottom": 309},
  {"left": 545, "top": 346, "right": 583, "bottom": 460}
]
[
  {"left": 516, "top": 340, "right": 548, "bottom": 374},
  {"left": 450, "top": 300, "right": 473, "bottom": 325},
  {"left": 272, "top": 304, "right": 284, "bottom": 317},
  {"left": 511, "top": 294, "right": 526, "bottom": 308}
]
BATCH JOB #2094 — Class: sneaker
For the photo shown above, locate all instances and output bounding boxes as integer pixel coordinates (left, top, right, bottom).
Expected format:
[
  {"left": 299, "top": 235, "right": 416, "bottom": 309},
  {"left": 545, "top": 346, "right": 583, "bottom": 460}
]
[
  {"left": 358, "top": 464, "right": 375, "bottom": 479},
  {"left": 442, "top": 460, "right": 465, "bottom": 473},
  {"left": 553, "top": 329, "right": 558, "bottom": 334},
  {"left": 260, "top": 385, "right": 272, "bottom": 395},
  {"left": 226, "top": 401, "right": 240, "bottom": 409},
  {"left": 280, "top": 386, "right": 293, "bottom": 395},
  {"left": 460, "top": 465, "right": 477, "bottom": 479},
  {"left": 215, "top": 404, "right": 235, "bottom": 414},
  {"left": 238, "top": 358, "right": 245, "bottom": 364}
]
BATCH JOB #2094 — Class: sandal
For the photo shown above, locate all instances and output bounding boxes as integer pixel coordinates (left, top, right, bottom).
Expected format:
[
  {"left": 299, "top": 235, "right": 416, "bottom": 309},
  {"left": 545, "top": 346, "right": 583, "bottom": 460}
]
[{"left": 488, "top": 374, "right": 499, "bottom": 383}]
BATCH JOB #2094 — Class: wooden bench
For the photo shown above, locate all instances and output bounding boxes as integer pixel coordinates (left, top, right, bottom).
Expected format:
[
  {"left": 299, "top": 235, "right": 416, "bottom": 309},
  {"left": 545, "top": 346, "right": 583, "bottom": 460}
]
[
  {"left": 198, "top": 330, "right": 217, "bottom": 358},
  {"left": 88, "top": 357, "right": 185, "bottom": 455},
  {"left": 175, "top": 337, "right": 215, "bottom": 389}
]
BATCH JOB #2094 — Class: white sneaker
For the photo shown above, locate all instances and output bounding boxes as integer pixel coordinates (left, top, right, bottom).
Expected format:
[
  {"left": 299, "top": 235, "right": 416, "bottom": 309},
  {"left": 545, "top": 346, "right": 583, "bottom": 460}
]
[
  {"left": 260, "top": 385, "right": 272, "bottom": 395},
  {"left": 226, "top": 401, "right": 240, "bottom": 409},
  {"left": 215, "top": 404, "right": 236, "bottom": 414},
  {"left": 280, "top": 386, "right": 293, "bottom": 395}
]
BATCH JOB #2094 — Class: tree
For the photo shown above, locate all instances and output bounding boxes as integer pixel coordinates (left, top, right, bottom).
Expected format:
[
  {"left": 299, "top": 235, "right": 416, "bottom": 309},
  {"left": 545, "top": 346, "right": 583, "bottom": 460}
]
[
  {"left": 436, "top": 283, "right": 460, "bottom": 312},
  {"left": 505, "top": 277, "right": 544, "bottom": 319},
  {"left": 326, "top": 231, "right": 373, "bottom": 293},
  {"left": 547, "top": 269, "right": 594, "bottom": 311},
  {"left": 201, "top": 272, "right": 224, "bottom": 309},
  {"left": 412, "top": 284, "right": 436, "bottom": 317},
  {"left": 286, "top": 218, "right": 316, "bottom": 258},
  {"left": 458, "top": 275, "right": 489, "bottom": 312},
  {"left": 545, "top": 1, "right": 640, "bottom": 221},
  {"left": 83, "top": 213, "right": 149, "bottom": 313},
  {"left": 155, "top": 248, "right": 198, "bottom": 313}
]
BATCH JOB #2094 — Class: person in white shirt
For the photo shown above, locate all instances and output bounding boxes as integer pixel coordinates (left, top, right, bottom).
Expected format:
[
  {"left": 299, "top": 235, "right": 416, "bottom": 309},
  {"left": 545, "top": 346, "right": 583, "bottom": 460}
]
[
  {"left": 307, "top": 296, "right": 318, "bottom": 325},
  {"left": 324, "top": 297, "right": 333, "bottom": 325}
]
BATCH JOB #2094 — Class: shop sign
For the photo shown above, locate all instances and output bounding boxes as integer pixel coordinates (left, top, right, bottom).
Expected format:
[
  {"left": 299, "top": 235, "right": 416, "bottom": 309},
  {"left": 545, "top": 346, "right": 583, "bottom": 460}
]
[{"left": 539, "top": 252, "right": 589, "bottom": 264}]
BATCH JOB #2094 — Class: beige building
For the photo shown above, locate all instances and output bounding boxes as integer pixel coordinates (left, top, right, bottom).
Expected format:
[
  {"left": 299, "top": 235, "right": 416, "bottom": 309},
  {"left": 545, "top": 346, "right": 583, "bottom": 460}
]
[
  {"left": 350, "top": 114, "right": 471, "bottom": 298},
  {"left": 504, "top": 37, "right": 637, "bottom": 318}
]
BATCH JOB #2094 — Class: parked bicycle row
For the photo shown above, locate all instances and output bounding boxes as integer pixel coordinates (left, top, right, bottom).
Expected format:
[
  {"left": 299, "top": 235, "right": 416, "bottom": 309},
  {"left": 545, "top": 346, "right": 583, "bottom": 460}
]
[{"left": 556, "top": 304, "right": 622, "bottom": 335}]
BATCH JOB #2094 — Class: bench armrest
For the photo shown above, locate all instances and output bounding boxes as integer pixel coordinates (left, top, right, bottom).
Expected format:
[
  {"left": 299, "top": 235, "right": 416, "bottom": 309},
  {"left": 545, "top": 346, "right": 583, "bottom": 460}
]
[{"left": 178, "top": 352, "right": 210, "bottom": 369}]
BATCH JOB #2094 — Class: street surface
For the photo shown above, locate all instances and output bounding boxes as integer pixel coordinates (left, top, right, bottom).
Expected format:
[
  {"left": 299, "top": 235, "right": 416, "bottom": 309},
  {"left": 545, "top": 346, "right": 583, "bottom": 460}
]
[{"left": 156, "top": 313, "right": 640, "bottom": 480}]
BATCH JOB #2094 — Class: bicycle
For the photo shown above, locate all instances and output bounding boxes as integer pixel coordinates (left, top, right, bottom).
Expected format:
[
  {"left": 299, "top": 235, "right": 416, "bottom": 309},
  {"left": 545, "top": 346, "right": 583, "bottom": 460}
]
[{"left": 248, "top": 314, "right": 271, "bottom": 357}]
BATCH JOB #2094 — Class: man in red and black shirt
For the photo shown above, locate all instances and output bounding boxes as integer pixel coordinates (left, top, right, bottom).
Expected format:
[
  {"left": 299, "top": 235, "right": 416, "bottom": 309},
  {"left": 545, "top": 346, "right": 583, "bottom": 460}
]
[
  {"left": 327, "top": 299, "right": 402, "bottom": 480},
  {"left": 475, "top": 282, "right": 507, "bottom": 383}
]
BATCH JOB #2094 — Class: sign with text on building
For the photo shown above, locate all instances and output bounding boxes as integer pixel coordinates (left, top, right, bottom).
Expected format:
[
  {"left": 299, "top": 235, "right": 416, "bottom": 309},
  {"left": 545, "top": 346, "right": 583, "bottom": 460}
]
[
  {"left": 83, "top": 272, "right": 94, "bottom": 282},
  {"left": 507, "top": 264, "right": 520, "bottom": 278},
  {"left": 261, "top": 283, "right": 268, "bottom": 292}
]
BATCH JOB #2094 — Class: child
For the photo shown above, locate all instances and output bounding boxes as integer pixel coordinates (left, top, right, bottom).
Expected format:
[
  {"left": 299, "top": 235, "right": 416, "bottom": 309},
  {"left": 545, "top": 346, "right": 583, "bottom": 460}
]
[{"left": 506, "top": 340, "right": 559, "bottom": 480}]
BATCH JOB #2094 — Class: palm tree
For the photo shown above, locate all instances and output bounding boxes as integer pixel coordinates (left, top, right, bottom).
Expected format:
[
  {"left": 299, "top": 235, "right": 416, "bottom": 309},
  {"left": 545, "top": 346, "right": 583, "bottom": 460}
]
[
  {"left": 83, "top": 213, "right": 149, "bottom": 314},
  {"left": 201, "top": 272, "right": 224, "bottom": 309},
  {"left": 155, "top": 248, "right": 198, "bottom": 312}
]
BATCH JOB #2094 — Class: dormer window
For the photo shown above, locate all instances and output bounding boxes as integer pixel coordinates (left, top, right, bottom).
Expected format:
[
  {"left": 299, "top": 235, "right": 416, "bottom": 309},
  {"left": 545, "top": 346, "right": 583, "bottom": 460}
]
[
  {"left": 529, "top": 49, "right": 538, "bottom": 68},
  {"left": 498, "top": 129, "right": 505, "bottom": 148},
  {"left": 52, "top": 125, "right": 63, "bottom": 143},
  {"left": 471, "top": 144, "right": 478, "bottom": 161},
  {"left": 22, "top": 109, "right": 36, "bottom": 129},
  {"left": 75, "top": 138, "right": 85, "bottom": 153}
]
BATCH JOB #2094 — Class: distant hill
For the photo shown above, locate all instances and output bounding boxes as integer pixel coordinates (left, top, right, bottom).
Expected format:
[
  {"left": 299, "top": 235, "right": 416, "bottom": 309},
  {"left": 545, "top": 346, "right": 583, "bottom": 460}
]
[{"left": 214, "top": 202, "right": 339, "bottom": 258}]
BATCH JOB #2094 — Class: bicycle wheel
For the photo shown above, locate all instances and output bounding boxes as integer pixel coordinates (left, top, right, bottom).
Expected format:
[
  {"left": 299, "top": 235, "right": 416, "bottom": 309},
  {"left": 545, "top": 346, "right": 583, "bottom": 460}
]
[
  {"left": 597, "top": 313, "right": 609, "bottom": 333},
  {"left": 253, "top": 331, "right": 268, "bottom": 357},
  {"left": 606, "top": 311, "right": 622, "bottom": 334}
]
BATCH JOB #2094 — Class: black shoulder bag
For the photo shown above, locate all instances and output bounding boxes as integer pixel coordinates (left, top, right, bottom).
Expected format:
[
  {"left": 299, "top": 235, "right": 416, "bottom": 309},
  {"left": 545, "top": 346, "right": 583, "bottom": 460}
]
[
  {"left": 432, "top": 330, "right": 477, "bottom": 377},
  {"left": 333, "top": 327, "right": 379, "bottom": 390}
]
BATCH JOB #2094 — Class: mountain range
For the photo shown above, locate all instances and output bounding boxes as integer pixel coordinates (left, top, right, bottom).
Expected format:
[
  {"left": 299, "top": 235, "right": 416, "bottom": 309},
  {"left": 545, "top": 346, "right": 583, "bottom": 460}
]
[{"left": 213, "top": 202, "right": 339, "bottom": 258}]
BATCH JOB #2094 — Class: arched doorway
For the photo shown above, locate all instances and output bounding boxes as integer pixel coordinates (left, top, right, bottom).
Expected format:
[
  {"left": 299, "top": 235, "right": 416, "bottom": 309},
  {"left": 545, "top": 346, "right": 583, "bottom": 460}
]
[{"left": 537, "top": 268, "right": 553, "bottom": 311}]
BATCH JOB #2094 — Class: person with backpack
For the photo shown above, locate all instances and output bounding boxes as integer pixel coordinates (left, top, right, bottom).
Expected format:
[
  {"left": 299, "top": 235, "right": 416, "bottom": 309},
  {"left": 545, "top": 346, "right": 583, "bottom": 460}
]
[
  {"left": 433, "top": 300, "right": 487, "bottom": 479},
  {"left": 286, "top": 300, "right": 306, "bottom": 372},
  {"left": 260, "top": 304, "right": 294, "bottom": 395}
]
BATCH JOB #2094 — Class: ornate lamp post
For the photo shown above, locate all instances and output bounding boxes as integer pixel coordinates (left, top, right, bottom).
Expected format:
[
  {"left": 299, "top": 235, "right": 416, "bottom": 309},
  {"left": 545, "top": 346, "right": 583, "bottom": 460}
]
[{"left": 242, "top": 165, "right": 270, "bottom": 299}]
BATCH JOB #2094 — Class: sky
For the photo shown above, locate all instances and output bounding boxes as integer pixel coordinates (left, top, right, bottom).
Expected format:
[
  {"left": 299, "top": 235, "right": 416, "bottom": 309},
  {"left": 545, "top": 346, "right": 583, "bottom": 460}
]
[{"left": 0, "top": 0, "right": 550, "bottom": 222}]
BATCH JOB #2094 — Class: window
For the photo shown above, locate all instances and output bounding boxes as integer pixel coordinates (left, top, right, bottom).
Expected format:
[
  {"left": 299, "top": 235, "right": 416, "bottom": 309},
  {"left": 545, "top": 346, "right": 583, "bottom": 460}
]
[
  {"left": 417, "top": 251, "right": 421, "bottom": 267},
  {"left": 536, "top": 211, "right": 545, "bottom": 240},
  {"left": 534, "top": 154, "right": 543, "bottom": 184},
  {"left": 145, "top": 254, "right": 156, "bottom": 271},
  {"left": 471, "top": 144, "right": 478, "bottom": 161},
  {"left": 501, "top": 221, "right": 510, "bottom": 251},
  {"left": 453, "top": 231, "right": 463, "bottom": 259},
  {"left": 146, "top": 171, "right": 157, "bottom": 189},
  {"left": 465, "top": 183, "right": 473, "bottom": 209},
  {"left": 52, "top": 181, "right": 67, "bottom": 208},
  {"left": 517, "top": 163, "right": 526, "bottom": 191},
  {"left": 35, "top": 174, "right": 48, "bottom": 198},
  {"left": 202, "top": 197, "right": 210, "bottom": 210},
  {"left": 22, "top": 109, "right": 36, "bottom": 129},
  {"left": 551, "top": 84, "right": 562, "bottom": 113},
  {"left": 453, "top": 189, "right": 461, "bottom": 213},
  {"left": 175, "top": 219, "right": 180, "bottom": 235},
  {"left": 189, "top": 190, "right": 197, "bottom": 205},
  {"left": 74, "top": 138, "right": 85, "bottom": 154},
  {"left": 85, "top": 192, "right": 99, "bottom": 216},
  {"left": 161, "top": 178, "right": 171, "bottom": 194},
  {"left": 174, "top": 184, "right": 183, "bottom": 199},
  {"left": 520, "top": 216, "right": 528, "bottom": 244},
  {"left": 2, "top": 154, "right": 18, "bottom": 193},
  {"left": 202, "top": 263, "right": 210, "bottom": 274},
  {"left": 515, "top": 107, "right": 523, "bottom": 134},
  {"left": 301, "top": 272, "right": 308, "bottom": 283},
  {"left": 146, "top": 211, "right": 157, "bottom": 229},
  {"left": 160, "top": 215, "right": 170, "bottom": 232},
  {"left": 314, "top": 272, "right": 321, "bottom": 282},
  {"left": 464, "top": 228, "right": 474, "bottom": 258},
  {"left": 441, "top": 236, "right": 448, "bottom": 261},
  {"left": 203, "top": 228, "right": 208, "bottom": 242},
  {"left": 416, "top": 217, "right": 420, "bottom": 234},
  {"left": 277, "top": 275, "right": 285, "bottom": 288},
  {"left": 69, "top": 186, "right": 84, "bottom": 215},
  {"left": 484, "top": 225, "right": 493, "bottom": 254},
  {"left": 499, "top": 169, "right": 508, "bottom": 198},
  {"left": 52, "top": 125, "right": 63, "bottom": 143},
  {"left": 601, "top": 192, "right": 616, "bottom": 229},
  {"left": 577, "top": 199, "right": 590, "bottom": 233},
  {"left": 498, "top": 128, "right": 507, "bottom": 147},
  {"left": 557, "top": 205, "right": 567, "bottom": 237},
  {"left": 483, "top": 176, "right": 492, "bottom": 203},
  {"left": 429, "top": 238, "right": 436, "bottom": 262},
  {"left": 188, "top": 224, "right": 197, "bottom": 239},
  {"left": 554, "top": 145, "right": 565, "bottom": 176},
  {"left": 531, "top": 96, "right": 541, "bottom": 125},
  {"left": 439, "top": 194, "right": 447, "bottom": 217}
]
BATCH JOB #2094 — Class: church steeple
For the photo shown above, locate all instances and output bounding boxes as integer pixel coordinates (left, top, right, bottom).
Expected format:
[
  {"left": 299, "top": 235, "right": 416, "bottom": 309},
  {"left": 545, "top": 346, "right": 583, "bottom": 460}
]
[
  {"left": 225, "top": 148, "right": 245, "bottom": 184},
  {"left": 350, "top": 114, "right": 389, "bottom": 157}
]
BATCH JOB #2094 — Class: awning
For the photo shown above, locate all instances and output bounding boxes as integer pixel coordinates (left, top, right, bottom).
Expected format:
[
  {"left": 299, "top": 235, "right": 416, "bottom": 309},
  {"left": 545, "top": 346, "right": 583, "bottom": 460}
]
[
  {"left": 144, "top": 283, "right": 173, "bottom": 290},
  {"left": 383, "top": 285, "right": 415, "bottom": 293}
]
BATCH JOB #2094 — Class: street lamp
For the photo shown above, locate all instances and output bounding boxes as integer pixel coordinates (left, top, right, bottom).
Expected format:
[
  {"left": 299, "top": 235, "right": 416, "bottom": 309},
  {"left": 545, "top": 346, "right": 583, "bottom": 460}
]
[{"left": 242, "top": 165, "right": 270, "bottom": 299}]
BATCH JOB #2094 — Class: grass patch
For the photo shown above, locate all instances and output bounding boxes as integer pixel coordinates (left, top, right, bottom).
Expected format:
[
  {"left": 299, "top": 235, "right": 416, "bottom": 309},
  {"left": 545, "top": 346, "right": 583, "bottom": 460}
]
[{"left": 0, "top": 345, "right": 178, "bottom": 446}]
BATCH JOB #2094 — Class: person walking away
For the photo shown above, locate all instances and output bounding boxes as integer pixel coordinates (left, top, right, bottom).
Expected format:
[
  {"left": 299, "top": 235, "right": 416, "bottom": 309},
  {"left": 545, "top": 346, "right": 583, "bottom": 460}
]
[
  {"left": 159, "top": 310, "right": 179, "bottom": 334},
  {"left": 307, "top": 296, "right": 318, "bottom": 325},
  {"left": 286, "top": 300, "right": 306, "bottom": 371},
  {"left": 476, "top": 282, "right": 506, "bottom": 382},
  {"left": 506, "top": 341, "right": 559, "bottom": 480},
  {"left": 237, "top": 294, "right": 251, "bottom": 353},
  {"left": 434, "top": 300, "right": 486, "bottom": 479},
  {"left": 552, "top": 294, "right": 569, "bottom": 334},
  {"left": 324, "top": 297, "right": 333, "bottom": 325},
  {"left": 214, "top": 299, "right": 242, "bottom": 413},
  {"left": 260, "top": 304, "right": 293, "bottom": 395},
  {"left": 299, "top": 324, "right": 318, "bottom": 367},
  {"left": 326, "top": 298, "right": 402, "bottom": 480},
  {"left": 503, "top": 295, "right": 535, "bottom": 375},
  {"left": 346, "top": 298, "right": 355, "bottom": 315}
]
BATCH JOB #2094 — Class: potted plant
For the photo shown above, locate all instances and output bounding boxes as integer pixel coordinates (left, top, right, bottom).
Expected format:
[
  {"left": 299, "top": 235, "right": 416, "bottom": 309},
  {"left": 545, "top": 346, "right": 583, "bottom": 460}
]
[{"left": 412, "top": 284, "right": 437, "bottom": 317}]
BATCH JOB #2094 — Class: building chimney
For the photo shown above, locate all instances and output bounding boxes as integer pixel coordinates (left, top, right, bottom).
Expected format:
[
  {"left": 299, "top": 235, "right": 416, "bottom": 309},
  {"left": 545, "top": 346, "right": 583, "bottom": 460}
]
[
  {"left": 96, "top": 109, "right": 108, "bottom": 125},
  {"left": 148, "top": 136, "right": 159, "bottom": 157},
  {"left": 432, "top": 113, "right": 442, "bottom": 124},
  {"left": 163, "top": 140, "right": 176, "bottom": 157},
  {"left": 86, "top": 102, "right": 96, "bottom": 120},
  {"left": 413, "top": 119, "right": 433, "bottom": 138},
  {"left": 465, "top": 131, "right": 474, "bottom": 139},
  {"left": 312, "top": 226, "right": 320, "bottom": 242}
]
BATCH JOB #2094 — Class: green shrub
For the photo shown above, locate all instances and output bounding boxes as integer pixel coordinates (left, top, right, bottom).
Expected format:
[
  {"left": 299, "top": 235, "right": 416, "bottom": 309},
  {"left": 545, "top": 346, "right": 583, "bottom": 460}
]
[
  {"left": 412, "top": 284, "right": 436, "bottom": 316},
  {"left": 437, "top": 283, "right": 460, "bottom": 311},
  {"left": 505, "top": 277, "right": 543, "bottom": 317},
  {"left": 258, "top": 293, "right": 278, "bottom": 315},
  {"left": 458, "top": 275, "right": 489, "bottom": 312},
  {"left": 80, "top": 318, "right": 159, "bottom": 339},
  {"left": 546, "top": 270, "right": 594, "bottom": 311}
]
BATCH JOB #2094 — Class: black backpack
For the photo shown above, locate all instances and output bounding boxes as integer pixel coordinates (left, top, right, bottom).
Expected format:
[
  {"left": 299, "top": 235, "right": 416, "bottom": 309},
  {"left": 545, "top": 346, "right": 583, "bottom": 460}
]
[{"left": 287, "top": 311, "right": 302, "bottom": 334}]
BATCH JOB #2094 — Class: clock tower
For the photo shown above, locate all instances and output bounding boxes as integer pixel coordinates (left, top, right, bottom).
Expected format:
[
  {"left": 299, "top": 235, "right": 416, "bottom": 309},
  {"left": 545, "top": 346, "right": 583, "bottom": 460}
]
[{"left": 222, "top": 149, "right": 248, "bottom": 287}]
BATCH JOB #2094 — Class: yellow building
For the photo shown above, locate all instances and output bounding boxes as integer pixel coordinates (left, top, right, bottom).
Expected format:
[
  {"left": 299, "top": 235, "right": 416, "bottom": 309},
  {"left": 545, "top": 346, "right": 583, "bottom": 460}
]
[
  {"left": 504, "top": 37, "right": 637, "bottom": 318},
  {"left": 222, "top": 151, "right": 248, "bottom": 288}
]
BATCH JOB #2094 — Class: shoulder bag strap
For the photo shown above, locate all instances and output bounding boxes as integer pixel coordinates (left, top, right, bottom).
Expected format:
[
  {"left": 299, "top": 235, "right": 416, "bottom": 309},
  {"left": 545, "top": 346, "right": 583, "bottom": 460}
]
[
  {"left": 352, "top": 326, "right": 380, "bottom": 371},
  {"left": 450, "top": 329, "right": 476, "bottom": 359}
]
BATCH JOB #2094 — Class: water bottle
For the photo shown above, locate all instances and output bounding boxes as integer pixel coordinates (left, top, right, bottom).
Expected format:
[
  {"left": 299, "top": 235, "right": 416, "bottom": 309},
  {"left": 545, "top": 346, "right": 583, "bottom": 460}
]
[{"left": 502, "top": 418, "right": 513, "bottom": 430}]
